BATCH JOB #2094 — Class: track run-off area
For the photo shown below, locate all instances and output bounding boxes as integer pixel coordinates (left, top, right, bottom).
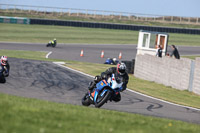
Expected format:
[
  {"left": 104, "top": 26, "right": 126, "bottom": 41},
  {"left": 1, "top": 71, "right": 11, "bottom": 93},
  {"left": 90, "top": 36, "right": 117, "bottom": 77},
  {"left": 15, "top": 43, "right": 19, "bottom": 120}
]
[{"left": 0, "top": 42, "right": 200, "bottom": 124}]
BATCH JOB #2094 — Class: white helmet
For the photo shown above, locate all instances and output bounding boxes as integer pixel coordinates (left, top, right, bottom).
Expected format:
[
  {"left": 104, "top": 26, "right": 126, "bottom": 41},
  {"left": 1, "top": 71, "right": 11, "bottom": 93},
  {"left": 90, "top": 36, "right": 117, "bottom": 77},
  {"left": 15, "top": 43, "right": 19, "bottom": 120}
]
[
  {"left": 113, "top": 58, "right": 117, "bottom": 62},
  {"left": 1, "top": 56, "right": 8, "bottom": 66}
]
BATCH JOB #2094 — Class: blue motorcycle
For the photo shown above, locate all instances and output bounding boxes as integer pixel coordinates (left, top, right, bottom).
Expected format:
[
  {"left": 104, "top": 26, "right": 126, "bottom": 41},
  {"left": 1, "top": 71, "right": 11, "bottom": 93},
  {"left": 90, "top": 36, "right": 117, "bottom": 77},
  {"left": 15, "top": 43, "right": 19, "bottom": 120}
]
[
  {"left": 104, "top": 58, "right": 119, "bottom": 65},
  {"left": 82, "top": 74, "right": 123, "bottom": 108}
]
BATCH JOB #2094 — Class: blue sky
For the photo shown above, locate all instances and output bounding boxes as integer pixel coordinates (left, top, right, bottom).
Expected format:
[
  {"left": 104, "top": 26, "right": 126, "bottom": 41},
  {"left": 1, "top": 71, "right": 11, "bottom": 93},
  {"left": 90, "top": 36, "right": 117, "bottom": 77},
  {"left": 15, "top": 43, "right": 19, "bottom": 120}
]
[{"left": 0, "top": 0, "right": 199, "bottom": 17}]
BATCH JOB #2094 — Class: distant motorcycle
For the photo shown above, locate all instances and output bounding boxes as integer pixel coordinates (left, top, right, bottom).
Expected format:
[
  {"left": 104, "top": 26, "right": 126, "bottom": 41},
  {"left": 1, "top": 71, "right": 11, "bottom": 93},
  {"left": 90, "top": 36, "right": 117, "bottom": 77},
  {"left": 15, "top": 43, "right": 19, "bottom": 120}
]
[
  {"left": 46, "top": 41, "right": 56, "bottom": 47},
  {"left": 46, "top": 39, "right": 57, "bottom": 47},
  {"left": 82, "top": 74, "right": 123, "bottom": 108},
  {"left": 104, "top": 58, "right": 119, "bottom": 65}
]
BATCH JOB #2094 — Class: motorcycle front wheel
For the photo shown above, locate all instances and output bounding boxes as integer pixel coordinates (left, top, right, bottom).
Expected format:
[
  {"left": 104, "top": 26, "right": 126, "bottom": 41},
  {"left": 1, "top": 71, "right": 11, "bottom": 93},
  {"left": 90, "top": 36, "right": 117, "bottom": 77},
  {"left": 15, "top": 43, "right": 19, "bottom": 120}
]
[
  {"left": 0, "top": 75, "right": 6, "bottom": 83},
  {"left": 95, "top": 90, "right": 111, "bottom": 108},
  {"left": 46, "top": 43, "right": 50, "bottom": 47}
]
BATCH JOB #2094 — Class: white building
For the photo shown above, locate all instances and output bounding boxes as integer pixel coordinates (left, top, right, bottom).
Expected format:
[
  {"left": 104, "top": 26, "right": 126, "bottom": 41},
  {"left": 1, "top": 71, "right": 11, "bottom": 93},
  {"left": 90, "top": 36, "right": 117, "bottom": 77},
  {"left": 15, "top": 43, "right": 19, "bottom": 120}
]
[{"left": 137, "top": 30, "right": 169, "bottom": 56}]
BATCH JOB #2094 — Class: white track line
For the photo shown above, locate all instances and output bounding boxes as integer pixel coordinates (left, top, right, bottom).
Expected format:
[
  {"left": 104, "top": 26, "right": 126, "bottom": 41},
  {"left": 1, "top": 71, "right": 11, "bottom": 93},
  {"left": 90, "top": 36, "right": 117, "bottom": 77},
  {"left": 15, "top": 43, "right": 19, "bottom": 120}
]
[
  {"left": 46, "top": 51, "right": 52, "bottom": 59},
  {"left": 53, "top": 62, "right": 200, "bottom": 111}
]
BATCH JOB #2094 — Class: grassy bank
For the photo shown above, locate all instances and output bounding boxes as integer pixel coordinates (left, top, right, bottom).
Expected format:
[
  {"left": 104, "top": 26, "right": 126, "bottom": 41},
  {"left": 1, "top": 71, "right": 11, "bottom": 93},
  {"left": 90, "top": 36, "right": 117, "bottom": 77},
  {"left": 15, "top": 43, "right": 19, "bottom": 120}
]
[
  {"left": 1, "top": 23, "right": 200, "bottom": 46},
  {"left": 0, "top": 23, "right": 137, "bottom": 44},
  {"left": 182, "top": 55, "right": 200, "bottom": 60},
  {"left": 0, "top": 49, "right": 47, "bottom": 60},
  {"left": 1, "top": 93, "right": 200, "bottom": 133}
]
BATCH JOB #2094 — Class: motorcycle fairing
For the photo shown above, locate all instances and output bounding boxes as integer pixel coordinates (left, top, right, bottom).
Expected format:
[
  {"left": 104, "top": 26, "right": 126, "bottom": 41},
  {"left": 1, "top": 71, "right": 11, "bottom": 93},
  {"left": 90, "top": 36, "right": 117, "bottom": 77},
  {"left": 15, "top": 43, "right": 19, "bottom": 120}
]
[{"left": 93, "top": 80, "right": 109, "bottom": 103}]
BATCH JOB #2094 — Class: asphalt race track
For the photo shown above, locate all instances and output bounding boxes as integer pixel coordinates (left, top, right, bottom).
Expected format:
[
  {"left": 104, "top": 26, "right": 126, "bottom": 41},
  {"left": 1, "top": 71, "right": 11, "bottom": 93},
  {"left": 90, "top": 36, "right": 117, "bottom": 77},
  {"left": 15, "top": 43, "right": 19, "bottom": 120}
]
[
  {"left": 0, "top": 58, "right": 199, "bottom": 124},
  {"left": 1, "top": 42, "right": 200, "bottom": 63}
]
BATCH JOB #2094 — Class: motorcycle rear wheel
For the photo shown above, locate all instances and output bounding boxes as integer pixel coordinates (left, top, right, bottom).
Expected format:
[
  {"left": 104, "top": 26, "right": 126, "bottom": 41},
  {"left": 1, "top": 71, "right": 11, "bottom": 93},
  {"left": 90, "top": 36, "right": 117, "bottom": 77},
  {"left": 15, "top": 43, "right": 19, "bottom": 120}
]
[{"left": 82, "top": 94, "right": 91, "bottom": 106}]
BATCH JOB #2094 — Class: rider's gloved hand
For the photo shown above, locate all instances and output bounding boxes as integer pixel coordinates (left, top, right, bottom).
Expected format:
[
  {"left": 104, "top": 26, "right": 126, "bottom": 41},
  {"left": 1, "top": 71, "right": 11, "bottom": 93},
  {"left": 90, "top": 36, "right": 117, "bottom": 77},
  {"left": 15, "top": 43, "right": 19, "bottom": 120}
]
[{"left": 94, "top": 75, "right": 101, "bottom": 83}]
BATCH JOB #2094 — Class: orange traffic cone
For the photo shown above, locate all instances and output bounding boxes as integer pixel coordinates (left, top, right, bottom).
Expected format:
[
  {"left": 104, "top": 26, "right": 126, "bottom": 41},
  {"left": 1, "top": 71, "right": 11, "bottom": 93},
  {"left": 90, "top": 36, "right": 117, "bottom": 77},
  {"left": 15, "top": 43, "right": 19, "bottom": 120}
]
[
  {"left": 119, "top": 52, "right": 122, "bottom": 59},
  {"left": 101, "top": 50, "right": 104, "bottom": 58},
  {"left": 80, "top": 49, "right": 84, "bottom": 57}
]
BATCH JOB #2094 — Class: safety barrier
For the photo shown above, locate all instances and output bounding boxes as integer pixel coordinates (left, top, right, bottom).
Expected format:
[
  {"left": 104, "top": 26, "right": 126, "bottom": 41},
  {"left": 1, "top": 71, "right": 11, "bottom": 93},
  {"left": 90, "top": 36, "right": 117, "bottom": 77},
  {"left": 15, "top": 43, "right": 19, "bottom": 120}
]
[
  {"left": 122, "top": 59, "right": 135, "bottom": 74},
  {"left": 30, "top": 18, "right": 200, "bottom": 34},
  {"left": 0, "top": 16, "right": 30, "bottom": 24}
]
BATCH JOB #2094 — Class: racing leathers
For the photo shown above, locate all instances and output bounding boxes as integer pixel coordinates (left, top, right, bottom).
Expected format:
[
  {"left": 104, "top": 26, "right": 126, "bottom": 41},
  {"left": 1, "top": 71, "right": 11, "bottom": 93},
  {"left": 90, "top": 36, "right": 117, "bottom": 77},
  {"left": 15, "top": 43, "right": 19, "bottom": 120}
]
[
  {"left": 103, "top": 67, "right": 129, "bottom": 91},
  {"left": 0, "top": 63, "right": 10, "bottom": 83}
]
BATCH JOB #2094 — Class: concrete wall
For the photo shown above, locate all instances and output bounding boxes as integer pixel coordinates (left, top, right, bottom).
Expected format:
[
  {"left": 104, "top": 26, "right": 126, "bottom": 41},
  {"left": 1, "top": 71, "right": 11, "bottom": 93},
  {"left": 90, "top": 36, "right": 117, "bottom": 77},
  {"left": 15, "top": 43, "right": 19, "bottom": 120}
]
[
  {"left": 192, "top": 58, "right": 200, "bottom": 95},
  {"left": 134, "top": 54, "right": 193, "bottom": 91}
]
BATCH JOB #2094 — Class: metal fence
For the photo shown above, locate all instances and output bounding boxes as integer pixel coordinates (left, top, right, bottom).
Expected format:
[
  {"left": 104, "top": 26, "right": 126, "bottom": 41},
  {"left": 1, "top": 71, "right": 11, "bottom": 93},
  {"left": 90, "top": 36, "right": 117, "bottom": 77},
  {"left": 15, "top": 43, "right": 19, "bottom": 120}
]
[{"left": 0, "top": 4, "right": 200, "bottom": 25}]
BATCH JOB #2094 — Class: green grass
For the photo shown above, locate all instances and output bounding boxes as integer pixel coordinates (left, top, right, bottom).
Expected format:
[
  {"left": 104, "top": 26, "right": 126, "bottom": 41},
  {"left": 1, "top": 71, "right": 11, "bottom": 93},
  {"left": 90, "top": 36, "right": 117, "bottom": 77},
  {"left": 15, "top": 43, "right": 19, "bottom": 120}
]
[
  {"left": 0, "top": 49, "right": 47, "bottom": 60},
  {"left": 169, "top": 33, "right": 200, "bottom": 46},
  {"left": 1, "top": 93, "right": 200, "bottom": 133},
  {"left": 182, "top": 55, "right": 200, "bottom": 60},
  {"left": 1, "top": 23, "right": 200, "bottom": 46},
  {"left": 0, "top": 23, "right": 138, "bottom": 44}
]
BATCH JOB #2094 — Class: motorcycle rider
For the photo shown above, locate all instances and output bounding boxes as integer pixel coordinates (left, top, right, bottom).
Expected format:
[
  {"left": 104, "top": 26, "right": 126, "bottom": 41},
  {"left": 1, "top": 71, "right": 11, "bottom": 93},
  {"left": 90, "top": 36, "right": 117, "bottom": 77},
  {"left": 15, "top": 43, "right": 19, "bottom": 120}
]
[
  {"left": 0, "top": 56, "right": 10, "bottom": 83},
  {"left": 47, "top": 38, "right": 57, "bottom": 47},
  {"left": 88, "top": 62, "right": 129, "bottom": 102}
]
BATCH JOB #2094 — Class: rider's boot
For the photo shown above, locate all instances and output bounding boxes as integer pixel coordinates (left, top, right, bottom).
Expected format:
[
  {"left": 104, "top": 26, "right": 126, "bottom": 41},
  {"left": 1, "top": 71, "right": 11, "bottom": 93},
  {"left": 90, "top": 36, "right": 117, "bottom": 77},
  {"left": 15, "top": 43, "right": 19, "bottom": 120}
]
[{"left": 88, "top": 75, "right": 101, "bottom": 91}]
